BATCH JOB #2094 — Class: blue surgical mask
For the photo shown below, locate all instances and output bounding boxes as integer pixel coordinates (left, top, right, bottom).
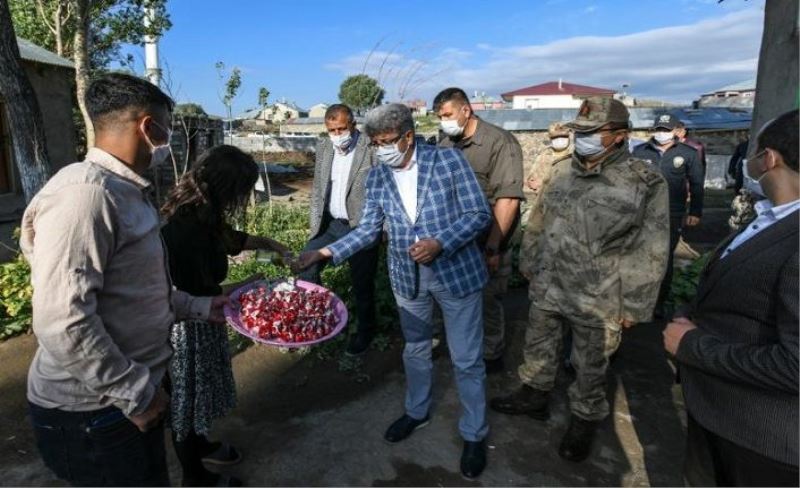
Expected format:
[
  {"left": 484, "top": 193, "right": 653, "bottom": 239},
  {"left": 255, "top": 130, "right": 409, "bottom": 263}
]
[{"left": 574, "top": 132, "right": 605, "bottom": 156}]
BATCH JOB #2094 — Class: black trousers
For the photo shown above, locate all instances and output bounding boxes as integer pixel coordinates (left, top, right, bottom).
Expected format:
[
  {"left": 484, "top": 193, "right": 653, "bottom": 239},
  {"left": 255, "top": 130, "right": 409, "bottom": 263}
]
[
  {"left": 657, "top": 215, "right": 684, "bottom": 309},
  {"left": 29, "top": 402, "right": 169, "bottom": 487},
  {"left": 300, "top": 214, "right": 379, "bottom": 336},
  {"left": 685, "top": 414, "right": 799, "bottom": 487}
]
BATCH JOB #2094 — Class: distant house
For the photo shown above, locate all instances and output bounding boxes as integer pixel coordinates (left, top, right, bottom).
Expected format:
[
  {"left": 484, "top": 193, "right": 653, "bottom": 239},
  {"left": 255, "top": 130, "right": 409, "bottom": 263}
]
[
  {"left": 402, "top": 99, "right": 428, "bottom": 116},
  {"left": 469, "top": 95, "right": 507, "bottom": 111},
  {"left": 308, "top": 103, "right": 329, "bottom": 118},
  {"left": 501, "top": 80, "right": 616, "bottom": 109},
  {"left": 697, "top": 79, "right": 756, "bottom": 108},
  {"left": 1, "top": 38, "right": 76, "bottom": 221},
  {"left": 281, "top": 116, "right": 366, "bottom": 136},
  {"left": 235, "top": 100, "right": 310, "bottom": 127}
]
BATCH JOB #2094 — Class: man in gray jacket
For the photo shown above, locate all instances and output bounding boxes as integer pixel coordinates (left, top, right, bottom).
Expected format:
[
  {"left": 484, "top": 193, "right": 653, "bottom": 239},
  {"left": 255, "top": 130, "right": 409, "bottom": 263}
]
[
  {"left": 664, "top": 109, "right": 799, "bottom": 486},
  {"left": 301, "top": 104, "right": 378, "bottom": 355}
]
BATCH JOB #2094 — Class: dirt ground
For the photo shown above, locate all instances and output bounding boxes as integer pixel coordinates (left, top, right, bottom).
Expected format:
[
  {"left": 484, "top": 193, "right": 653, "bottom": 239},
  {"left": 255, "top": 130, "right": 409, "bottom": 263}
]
[{"left": 0, "top": 187, "right": 736, "bottom": 487}]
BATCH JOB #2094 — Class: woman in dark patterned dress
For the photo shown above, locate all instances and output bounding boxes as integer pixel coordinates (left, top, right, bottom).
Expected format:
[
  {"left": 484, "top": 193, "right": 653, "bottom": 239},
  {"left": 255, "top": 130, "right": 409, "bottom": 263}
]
[{"left": 161, "top": 145, "right": 291, "bottom": 486}]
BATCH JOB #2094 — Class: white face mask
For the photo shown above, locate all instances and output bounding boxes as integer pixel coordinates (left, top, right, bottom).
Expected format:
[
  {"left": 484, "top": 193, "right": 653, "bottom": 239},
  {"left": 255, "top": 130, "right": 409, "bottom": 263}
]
[
  {"left": 440, "top": 119, "right": 465, "bottom": 137},
  {"left": 574, "top": 132, "right": 606, "bottom": 156},
  {"left": 440, "top": 107, "right": 468, "bottom": 137},
  {"left": 143, "top": 121, "right": 173, "bottom": 169},
  {"left": 329, "top": 131, "right": 352, "bottom": 151},
  {"left": 375, "top": 139, "right": 408, "bottom": 168},
  {"left": 742, "top": 153, "right": 767, "bottom": 197},
  {"left": 653, "top": 130, "right": 674, "bottom": 145},
  {"left": 551, "top": 137, "right": 570, "bottom": 151}
]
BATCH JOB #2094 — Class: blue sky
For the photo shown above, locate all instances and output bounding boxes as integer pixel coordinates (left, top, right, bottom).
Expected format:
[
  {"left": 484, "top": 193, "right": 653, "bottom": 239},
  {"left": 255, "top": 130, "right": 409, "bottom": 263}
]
[{"left": 137, "top": 0, "right": 765, "bottom": 117}]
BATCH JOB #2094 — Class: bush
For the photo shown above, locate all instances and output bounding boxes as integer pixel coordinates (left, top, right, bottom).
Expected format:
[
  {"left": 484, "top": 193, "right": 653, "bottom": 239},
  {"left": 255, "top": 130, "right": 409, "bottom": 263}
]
[
  {"left": 0, "top": 252, "right": 33, "bottom": 339},
  {"left": 669, "top": 253, "right": 711, "bottom": 308}
]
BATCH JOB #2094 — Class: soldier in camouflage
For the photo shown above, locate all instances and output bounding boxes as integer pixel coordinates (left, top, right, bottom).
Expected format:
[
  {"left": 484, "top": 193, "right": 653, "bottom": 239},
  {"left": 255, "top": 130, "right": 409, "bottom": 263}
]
[
  {"left": 491, "top": 97, "right": 670, "bottom": 463},
  {"left": 521, "top": 122, "right": 573, "bottom": 224}
]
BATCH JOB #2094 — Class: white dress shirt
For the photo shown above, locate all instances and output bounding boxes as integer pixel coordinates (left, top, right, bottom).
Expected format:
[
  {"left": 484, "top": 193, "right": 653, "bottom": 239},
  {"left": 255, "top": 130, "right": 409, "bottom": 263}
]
[
  {"left": 722, "top": 198, "right": 800, "bottom": 258},
  {"left": 328, "top": 139, "right": 357, "bottom": 220},
  {"left": 391, "top": 147, "right": 419, "bottom": 223}
]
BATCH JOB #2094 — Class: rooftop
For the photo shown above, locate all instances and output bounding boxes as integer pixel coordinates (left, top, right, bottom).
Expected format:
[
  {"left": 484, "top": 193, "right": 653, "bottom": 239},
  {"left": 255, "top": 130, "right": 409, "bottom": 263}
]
[
  {"left": 501, "top": 81, "right": 615, "bottom": 101},
  {"left": 707, "top": 78, "right": 757, "bottom": 94},
  {"left": 17, "top": 37, "right": 74, "bottom": 69},
  {"left": 478, "top": 106, "right": 752, "bottom": 131}
]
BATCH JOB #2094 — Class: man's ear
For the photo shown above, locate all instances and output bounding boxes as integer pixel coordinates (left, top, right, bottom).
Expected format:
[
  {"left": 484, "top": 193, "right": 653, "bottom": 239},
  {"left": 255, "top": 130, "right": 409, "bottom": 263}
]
[{"left": 764, "top": 148, "right": 780, "bottom": 170}]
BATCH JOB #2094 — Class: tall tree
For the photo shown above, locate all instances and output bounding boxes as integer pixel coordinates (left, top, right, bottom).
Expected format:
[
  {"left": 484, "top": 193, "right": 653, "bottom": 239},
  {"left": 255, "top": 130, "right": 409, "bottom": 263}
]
[
  {"left": 9, "top": 0, "right": 172, "bottom": 148},
  {"left": 258, "top": 86, "right": 269, "bottom": 122},
  {"left": 339, "top": 74, "right": 384, "bottom": 114},
  {"left": 216, "top": 61, "right": 242, "bottom": 143},
  {"left": 0, "top": 0, "right": 52, "bottom": 202}
]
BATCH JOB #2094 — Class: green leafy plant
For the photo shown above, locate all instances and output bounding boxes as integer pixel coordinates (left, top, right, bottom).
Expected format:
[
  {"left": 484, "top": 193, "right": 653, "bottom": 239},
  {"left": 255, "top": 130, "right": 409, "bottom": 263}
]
[
  {"left": 0, "top": 253, "right": 33, "bottom": 339},
  {"left": 669, "top": 253, "right": 711, "bottom": 308}
]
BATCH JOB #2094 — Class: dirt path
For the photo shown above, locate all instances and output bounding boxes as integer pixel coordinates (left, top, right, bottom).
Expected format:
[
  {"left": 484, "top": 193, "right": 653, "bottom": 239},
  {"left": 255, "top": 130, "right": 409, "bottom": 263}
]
[{"left": 0, "top": 190, "right": 735, "bottom": 487}]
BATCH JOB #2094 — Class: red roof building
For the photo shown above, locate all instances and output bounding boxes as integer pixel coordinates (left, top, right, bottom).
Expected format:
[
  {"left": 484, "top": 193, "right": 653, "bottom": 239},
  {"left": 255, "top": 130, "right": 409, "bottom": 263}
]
[{"left": 501, "top": 80, "right": 616, "bottom": 109}]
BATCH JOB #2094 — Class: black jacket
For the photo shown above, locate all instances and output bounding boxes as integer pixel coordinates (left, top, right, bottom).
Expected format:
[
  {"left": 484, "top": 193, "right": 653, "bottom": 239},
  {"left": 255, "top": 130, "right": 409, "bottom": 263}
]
[
  {"left": 632, "top": 139, "right": 705, "bottom": 217},
  {"left": 677, "top": 210, "right": 799, "bottom": 465}
]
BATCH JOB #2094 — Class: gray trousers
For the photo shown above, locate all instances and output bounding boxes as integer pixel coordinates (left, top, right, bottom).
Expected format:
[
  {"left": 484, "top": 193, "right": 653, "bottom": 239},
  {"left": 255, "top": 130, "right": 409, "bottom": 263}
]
[{"left": 393, "top": 265, "right": 489, "bottom": 441}]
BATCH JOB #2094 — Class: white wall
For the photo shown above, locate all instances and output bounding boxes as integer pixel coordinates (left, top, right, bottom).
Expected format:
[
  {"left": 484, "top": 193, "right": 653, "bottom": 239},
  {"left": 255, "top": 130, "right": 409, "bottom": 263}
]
[{"left": 512, "top": 94, "right": 582, "bottom": 109}]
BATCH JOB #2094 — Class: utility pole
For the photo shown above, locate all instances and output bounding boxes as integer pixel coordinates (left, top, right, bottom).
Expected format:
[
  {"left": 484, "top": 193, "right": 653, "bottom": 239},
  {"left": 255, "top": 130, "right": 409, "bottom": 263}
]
[{"left": 144, "top": 4, "right": 161, "bottom": 87}]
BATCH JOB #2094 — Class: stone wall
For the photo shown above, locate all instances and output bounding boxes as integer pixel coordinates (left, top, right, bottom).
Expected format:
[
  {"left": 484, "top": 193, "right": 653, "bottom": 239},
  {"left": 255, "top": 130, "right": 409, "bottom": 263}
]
[
  {"left": 230, "top": 135, "right": 319, "bottom": 154},
  {"left": 511, "top": 129, "right": 746, "bottom": 189}
]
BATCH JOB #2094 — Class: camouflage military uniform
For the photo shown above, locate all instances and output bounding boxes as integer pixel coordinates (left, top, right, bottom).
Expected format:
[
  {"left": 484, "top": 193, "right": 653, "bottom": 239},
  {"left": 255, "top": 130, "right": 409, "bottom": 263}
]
[
  {"left": 518, "top": 142, "right": 670, "bottom": 421},
  {"left": 522, "top": 123, "right": 572, "bottom": 223}
]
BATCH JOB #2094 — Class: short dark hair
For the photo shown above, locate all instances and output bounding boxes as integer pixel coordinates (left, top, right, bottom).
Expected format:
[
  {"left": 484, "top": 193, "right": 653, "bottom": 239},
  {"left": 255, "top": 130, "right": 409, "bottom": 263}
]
[
  {"left": 86, "top": 73, "right": 174, "bottom": 131},
  {"left": 433, "top": 87, "right": 472, "bottom": 113},
  {"left": 324, "top": 104, "right": 355, "bottom": 124},
  {"left": 757, "top": 109, "right": 799, "bottom": 171},
  {"left": 675, "top": 121, "right": 686, "bottom": 129}
]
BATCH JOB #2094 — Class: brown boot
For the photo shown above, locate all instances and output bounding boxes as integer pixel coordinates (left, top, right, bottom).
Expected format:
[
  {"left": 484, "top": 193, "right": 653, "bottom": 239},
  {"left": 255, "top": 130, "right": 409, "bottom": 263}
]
[{"left": 489, "top": 385, "right": 549, "bottom": 419}]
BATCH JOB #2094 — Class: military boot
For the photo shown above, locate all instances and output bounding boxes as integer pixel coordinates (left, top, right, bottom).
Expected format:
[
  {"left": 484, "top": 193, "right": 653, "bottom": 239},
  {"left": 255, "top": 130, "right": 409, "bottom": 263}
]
[
  {"left": 489, "top": 385, "right": 549, "bottom": 419},
  {"left": 558, "top": 415, "right": 600, "bottom": 462}
]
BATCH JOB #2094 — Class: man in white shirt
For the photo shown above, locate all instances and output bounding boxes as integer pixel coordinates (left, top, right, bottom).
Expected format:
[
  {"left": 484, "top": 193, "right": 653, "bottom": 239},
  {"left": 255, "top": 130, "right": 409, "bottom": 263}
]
[
  {"left": 664, "top": 109, "right": 799, "bottom": 486},
  {"left": 302, "top": 104, "right": 378, "bottom": 355}
]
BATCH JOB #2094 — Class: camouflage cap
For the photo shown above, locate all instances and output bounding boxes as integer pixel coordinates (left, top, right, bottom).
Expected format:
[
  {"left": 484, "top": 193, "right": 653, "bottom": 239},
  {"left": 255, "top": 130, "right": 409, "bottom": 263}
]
[
  {"left": 548, "top": 122, "right": 570, "bottom": 138},
  {"left": 566, "top": 97, "right": 630, "bottom": 133}
]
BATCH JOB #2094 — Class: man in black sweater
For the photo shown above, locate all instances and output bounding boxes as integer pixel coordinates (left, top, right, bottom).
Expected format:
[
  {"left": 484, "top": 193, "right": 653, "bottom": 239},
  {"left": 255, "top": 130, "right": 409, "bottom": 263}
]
[{"left": 664, "top": 109, "right": 799, "bottom": 486}]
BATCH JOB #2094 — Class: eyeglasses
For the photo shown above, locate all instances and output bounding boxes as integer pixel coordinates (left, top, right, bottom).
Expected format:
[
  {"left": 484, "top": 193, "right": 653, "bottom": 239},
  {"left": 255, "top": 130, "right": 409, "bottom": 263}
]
[{"left": 369, "top": 133, "right": 405, "bottom": 148}]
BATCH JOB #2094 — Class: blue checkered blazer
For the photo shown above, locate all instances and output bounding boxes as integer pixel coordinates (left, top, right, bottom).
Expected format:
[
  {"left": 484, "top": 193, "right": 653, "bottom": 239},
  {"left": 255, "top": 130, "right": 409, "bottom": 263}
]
[{"left": 328, "top": 144, "right": 492, "bottom": 299}]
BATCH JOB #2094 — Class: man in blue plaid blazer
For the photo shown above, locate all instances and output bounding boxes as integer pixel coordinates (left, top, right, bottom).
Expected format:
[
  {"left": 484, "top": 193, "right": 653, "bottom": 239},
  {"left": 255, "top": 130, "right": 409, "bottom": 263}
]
[{"left": 296, "top": 103, "right": 492, "bottom": 479}]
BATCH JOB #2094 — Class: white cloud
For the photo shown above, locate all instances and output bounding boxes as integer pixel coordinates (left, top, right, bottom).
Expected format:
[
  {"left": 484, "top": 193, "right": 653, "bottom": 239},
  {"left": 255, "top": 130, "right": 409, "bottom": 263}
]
[{"left": 327, "top": 7, "right": 764, "bottom": 104}]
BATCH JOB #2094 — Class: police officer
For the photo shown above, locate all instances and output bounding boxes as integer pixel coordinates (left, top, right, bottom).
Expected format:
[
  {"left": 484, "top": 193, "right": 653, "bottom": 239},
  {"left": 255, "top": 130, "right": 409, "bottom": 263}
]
[
  {"left": 491, "top": 97, "right": 670, "bottom": 463},
  {"left": 632, "top": 114, "right": 704, "bottom": 317}
]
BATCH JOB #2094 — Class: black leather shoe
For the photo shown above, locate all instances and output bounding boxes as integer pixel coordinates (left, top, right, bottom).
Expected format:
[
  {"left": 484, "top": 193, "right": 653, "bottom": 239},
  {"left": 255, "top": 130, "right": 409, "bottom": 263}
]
[
  {"left": 558, "top": 415, "right": 600, "bottom": 462},
  {"left": 489, "top": 385, "right": 549, "bottom": 419},
  {"left": 384, "top": 414, "right": 429, "bottom": 443},
  {"left": 345, "top": 332, "right": 372, "bottom": 356},
  {"left": 460, "top": 439, "right": 487, "bottom": 480},
  {"left": 484, "top": 357, "right": 504, "bottom": 375}
]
